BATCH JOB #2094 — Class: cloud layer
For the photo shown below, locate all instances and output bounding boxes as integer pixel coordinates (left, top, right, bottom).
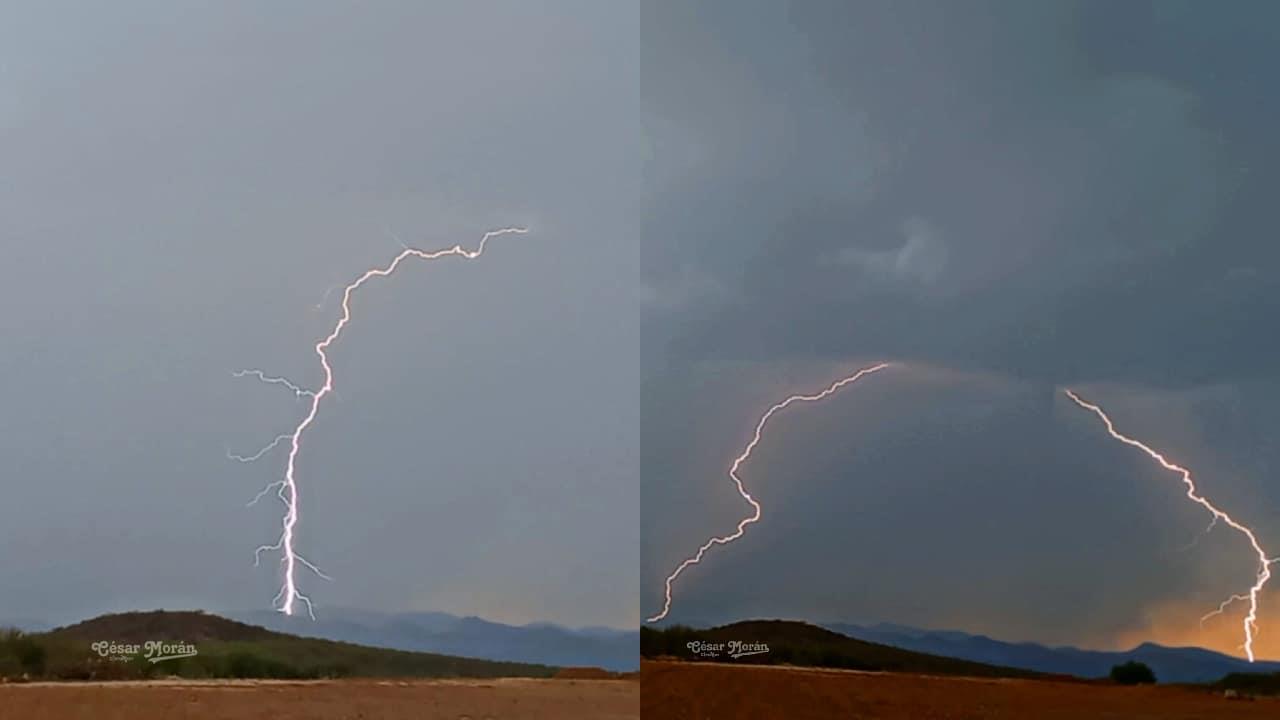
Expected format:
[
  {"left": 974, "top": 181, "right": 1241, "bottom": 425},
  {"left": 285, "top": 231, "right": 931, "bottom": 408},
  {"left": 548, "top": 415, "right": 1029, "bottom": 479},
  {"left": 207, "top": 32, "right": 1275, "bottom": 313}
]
[{"left": 641, "top": 0, "right": 1280, "bottom": 657}]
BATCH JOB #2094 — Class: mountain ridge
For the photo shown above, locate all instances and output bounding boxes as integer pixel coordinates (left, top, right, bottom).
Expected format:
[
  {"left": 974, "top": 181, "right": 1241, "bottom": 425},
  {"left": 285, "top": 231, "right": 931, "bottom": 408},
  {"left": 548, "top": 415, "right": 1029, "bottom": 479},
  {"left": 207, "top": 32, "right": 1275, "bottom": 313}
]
[
  {"left": 642, "top": 619, "right": 1042, "bottom": 679},
  {"left": 825, "top": 621, "right": 1280, "bottom": 683},
  {"left": 11, "top": 609, "right": 558, "bottom": 679},
  {"left": 6, "top": 608, "right": 638, "bottom": 672},
  {"left": 227, "top": 608, "right": 638, "bottom": 672}
]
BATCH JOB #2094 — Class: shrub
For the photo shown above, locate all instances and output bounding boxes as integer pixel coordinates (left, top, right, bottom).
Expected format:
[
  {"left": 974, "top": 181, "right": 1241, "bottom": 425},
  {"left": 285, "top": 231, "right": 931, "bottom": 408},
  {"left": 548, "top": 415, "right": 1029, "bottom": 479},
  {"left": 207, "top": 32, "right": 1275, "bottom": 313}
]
[
  {"left": 11, "top": 636, "right": 46, "bottom": 677},
  {"left": 1216, "top": 671, "right": 1280, "bottom": 696},
  {"left": 221, "top": 651, "right": 303, "bottom": 679},
  {"left": 640, "top": 625, "right": 700, "bottom": 658},
  {"left": 1110, "top": 661, "right": 1156, "bottom": 685}
]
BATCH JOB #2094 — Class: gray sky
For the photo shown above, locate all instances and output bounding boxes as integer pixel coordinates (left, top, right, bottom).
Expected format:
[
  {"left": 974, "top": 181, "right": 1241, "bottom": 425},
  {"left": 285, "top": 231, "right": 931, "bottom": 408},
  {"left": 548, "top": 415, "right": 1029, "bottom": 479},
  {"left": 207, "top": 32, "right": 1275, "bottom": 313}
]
[
  {"left": 0, "top": 1, "right": 638, "bottom": 629},
  {"left": 640, "top": 0, "right": 1280, "bottom": 658}
]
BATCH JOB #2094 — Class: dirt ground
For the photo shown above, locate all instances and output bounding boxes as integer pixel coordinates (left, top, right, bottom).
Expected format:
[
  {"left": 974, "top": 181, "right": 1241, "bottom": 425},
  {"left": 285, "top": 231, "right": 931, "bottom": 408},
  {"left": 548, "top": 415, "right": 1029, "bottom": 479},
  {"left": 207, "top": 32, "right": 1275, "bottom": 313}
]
[
  {"left": 0, "top": 677, "right": 639, "bottom": 720},
  {"left": 642, "top": 660, "right": 1280, "bottom": 720}
]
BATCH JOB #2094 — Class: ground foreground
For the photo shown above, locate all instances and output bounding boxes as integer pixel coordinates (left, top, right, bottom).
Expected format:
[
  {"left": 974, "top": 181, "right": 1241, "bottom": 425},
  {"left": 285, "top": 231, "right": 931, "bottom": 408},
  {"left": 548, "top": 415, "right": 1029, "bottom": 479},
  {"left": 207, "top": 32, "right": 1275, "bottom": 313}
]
[
  {"left": 0, "top": 677, "right": 638, "bottom": 720},
  {"left": 642, "top": 660, "right": 1280, "bottom": 719}
]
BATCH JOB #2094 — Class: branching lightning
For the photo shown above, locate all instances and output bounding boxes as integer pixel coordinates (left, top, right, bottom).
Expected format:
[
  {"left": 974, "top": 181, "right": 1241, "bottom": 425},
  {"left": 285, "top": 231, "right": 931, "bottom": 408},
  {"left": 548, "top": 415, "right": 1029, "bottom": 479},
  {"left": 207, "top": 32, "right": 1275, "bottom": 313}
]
[
  {"left": 1064, "top": 389, "right": 1274, "bottom": 661},
  {"left": 647, "top": 362, "right": 891, "bottom": 623},
  {"left": 232, "top": 369, "right": 317, "bottom": 399},
  {"left": 230, "top": 227, "right": 528, "bottom": 618}
]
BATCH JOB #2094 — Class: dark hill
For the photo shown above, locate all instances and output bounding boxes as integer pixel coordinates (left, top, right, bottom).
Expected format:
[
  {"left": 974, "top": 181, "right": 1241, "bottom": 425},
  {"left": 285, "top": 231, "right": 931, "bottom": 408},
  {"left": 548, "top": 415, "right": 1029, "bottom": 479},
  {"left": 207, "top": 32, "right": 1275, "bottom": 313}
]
[
  {"left": 8, "top": 610, "right": 558, "bottom": 680},
  {"left": 642, "top": 620, "right": 1042, "bottom": 679},
  {"left": 49, "top": 610, "right": 278, "bottom": 643}
]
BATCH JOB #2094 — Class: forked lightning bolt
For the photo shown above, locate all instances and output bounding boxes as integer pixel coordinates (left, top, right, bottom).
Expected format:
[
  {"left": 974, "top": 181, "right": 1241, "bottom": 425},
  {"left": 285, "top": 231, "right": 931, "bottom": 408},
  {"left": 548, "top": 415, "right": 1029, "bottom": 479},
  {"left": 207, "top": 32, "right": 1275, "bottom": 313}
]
[
  {"left": 647, "top": 362, "right": 891, "bottom": 623},
  {"left": 231, "top": 227, "right": 528, "bottom": 618},
  {"left": 1064, "top": 389, "right": 1276, "bottom": 661}
]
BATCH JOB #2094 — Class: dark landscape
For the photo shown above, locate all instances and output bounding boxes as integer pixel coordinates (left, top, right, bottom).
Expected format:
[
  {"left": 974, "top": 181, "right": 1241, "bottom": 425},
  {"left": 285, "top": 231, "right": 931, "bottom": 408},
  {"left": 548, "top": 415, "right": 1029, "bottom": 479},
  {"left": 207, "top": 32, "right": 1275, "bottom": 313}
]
[
  {"left": 826, "top": 621, "right": 1280, "bottom": 683},
  {"left": 642, "top": 620, "right": 1280, "bottom": 718},
  {"left": 0, "top": 610, "right": 639, "bottom": 719},
  {"left": 642, "top": 620, "right": 1040, "bottom": 678},
  {"left": 3, "top": 610, "right": 560, "bottom": 681},
  {"left": 642, "top": 660, "right": 1280, "bottom": 720}
]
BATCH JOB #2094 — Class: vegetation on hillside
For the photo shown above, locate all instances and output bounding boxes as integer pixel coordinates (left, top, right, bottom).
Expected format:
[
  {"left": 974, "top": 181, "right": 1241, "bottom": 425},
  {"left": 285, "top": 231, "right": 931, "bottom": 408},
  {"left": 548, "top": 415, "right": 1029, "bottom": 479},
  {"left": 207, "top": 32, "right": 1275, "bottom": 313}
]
[
  {"left": 642, "top": 620, "right": 1040, "bottom": 679},
  {"left": 1, "top": 611, "right": 557, "bottom": 681},
  {"left": 1110, "top": 661, "right": 1157, "bottom": 685},
  {"left": 1214, "top": 671, "right": 1280, "bottom": 696}
]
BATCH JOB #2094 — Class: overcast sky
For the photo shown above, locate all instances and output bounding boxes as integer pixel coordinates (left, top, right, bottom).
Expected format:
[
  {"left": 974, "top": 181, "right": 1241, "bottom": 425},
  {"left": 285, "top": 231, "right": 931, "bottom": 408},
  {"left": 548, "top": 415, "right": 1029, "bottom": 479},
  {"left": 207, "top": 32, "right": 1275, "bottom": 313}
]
[
  {"left": 0, "top": 1, "right": 638, "bottom": 630},
  {"left": 6, "top": 0, "right": 1280, "bottom": 657},
  {"left": 640, "top": 0, "right": 1280, "bottom": 659}
]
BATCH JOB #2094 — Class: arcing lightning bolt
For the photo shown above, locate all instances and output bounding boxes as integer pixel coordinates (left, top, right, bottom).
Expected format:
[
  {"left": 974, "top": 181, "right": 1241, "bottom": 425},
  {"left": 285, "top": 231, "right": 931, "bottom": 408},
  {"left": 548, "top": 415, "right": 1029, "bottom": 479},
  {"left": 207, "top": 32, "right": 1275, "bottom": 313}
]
[
  {"left": 1064, "top": 389, "right": 1275, "bottom": 661},
  {"left": 231, "top": 227, "right": 529, "bottom": 618},
  {"left": 647, "top": 362, "right": 891, "bottom": 623}
]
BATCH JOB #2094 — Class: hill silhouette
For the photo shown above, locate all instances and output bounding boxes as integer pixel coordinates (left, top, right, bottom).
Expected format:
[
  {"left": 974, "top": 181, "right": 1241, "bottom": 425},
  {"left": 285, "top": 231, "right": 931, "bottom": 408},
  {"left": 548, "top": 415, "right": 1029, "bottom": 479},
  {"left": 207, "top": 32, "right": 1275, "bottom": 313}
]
[
  {"left": 231, "top": 607, "right": 638, "bottom": 671},
  {"left": 827, "top": 621, "right": 1280, "bottom": 683},
  {"left": 4, "top": 610, "right": 559, "bottom": 680},
  {"left": 642, "top": 620, "right": 1042, "bottom": 679},
  {"left": 49, "top": 610, "right": 279, "bottom": 644}
]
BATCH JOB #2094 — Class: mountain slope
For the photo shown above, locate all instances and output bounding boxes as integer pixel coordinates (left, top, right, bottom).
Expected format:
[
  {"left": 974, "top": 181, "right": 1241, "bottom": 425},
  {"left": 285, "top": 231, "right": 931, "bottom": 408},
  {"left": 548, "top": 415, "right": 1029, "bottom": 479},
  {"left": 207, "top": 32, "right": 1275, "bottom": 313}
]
[
  {"left": 33, "top": 610, "right": 556, "bottom": 679},
  {"left": 642, "top": 620, "right": 1041, "bottom": 679},
  {"left": 229, "top": 608, "right": 639, "bottom": 672},
  {"left": 827, "top": 622, "right": 1280, "bottom": 683}
]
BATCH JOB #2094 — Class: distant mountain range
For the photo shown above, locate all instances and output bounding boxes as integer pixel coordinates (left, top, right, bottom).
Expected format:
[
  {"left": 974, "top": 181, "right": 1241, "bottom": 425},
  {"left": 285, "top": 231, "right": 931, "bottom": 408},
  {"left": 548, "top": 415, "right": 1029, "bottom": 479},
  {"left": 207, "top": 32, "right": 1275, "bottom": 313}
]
[
  {"left": 21, "top": 609, "right": 1275, "bottom": 681},
  {"left": 226, "top": 608, "right": 638, "bottom": 672},
  {"left": 825, "top": 621, "right": 1280, "bottom": 683}
]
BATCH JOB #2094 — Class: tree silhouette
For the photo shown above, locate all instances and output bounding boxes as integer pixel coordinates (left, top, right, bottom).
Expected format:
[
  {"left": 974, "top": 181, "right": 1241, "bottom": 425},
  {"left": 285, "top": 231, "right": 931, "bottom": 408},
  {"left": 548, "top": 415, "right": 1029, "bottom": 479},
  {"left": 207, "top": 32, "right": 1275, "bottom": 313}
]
[{"left": 1110, "top": 660, "right": 1157, "bottom": 685}]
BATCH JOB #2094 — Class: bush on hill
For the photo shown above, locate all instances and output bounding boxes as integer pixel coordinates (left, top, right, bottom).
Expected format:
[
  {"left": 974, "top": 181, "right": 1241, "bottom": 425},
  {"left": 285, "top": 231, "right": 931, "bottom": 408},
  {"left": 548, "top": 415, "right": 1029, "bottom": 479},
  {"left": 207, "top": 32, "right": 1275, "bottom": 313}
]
[
  {"left": 1216, "top": 671, "right": 1280, "bottom": 696},
  {"left": 1110, "top": 661, "right": 1156, "bottom": 685}
]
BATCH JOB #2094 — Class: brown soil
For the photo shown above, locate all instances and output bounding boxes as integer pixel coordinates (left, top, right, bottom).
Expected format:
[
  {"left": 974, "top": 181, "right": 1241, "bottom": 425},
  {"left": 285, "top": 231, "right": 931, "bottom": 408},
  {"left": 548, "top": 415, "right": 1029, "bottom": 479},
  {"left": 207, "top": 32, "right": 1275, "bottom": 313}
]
[
  {"left": 554, "top": 667, "right": 618, "bottom": 679},
  {"left": 0, "top": 677, "right": 639, "bottom": 720},
  {"left": 642, "top": 660, "right": 1280, "bottom": 719}
]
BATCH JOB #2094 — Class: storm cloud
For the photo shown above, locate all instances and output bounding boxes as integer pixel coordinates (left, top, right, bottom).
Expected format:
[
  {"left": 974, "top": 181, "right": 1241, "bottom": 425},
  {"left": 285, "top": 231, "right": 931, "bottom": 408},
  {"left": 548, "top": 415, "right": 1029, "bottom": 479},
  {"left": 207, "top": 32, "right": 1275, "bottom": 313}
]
[
  {"left": 1, "top": 1, "right": 638, "bottom": 629},
  {"left": 640, "top": 0, "right": 1280, "bottom": 657}
]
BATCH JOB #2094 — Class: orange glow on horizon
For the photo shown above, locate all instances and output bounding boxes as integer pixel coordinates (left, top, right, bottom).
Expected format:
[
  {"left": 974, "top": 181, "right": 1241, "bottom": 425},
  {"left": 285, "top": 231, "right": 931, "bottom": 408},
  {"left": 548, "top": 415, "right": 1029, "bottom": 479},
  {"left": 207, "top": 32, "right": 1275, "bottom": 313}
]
[{"left": 1065, "top": 388, "right": 1275, "bottom": 662}]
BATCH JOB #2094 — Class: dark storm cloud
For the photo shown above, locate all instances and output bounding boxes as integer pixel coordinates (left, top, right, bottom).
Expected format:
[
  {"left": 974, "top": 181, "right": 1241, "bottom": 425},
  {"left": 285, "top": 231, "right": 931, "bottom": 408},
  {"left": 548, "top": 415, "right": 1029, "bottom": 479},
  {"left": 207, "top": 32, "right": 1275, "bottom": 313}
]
[
  {"left": 641, "top": 0, "right": 1280, "bottom": 655},
  {"left": 642, "top": 0, "right": 1280, "bottom": 387}
]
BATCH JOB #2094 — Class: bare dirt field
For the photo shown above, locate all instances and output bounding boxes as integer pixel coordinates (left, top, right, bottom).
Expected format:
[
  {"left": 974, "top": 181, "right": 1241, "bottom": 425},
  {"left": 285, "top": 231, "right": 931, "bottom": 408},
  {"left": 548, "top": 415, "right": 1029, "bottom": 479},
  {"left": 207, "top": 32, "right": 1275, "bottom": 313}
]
[
  {"left": 0, "top": 677, "right": 639, "bottom": 720},
  {"left": 642, "top": 660, "right": 1280, "bottom": 719}
]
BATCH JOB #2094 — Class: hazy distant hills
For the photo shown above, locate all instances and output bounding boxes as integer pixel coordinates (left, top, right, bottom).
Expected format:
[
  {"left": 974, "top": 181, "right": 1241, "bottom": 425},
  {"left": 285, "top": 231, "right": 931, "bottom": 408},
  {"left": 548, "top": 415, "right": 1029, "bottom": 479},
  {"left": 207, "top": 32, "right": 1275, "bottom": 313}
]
[
  {"left": 228, "top": 608, "right": 639, "bottom": 672},
  {"left": 826, "top": 622, "right": 1280, "bottom": 683},
  {"left": 25, "top": 610, "right": 1275, "bottom": 681}
]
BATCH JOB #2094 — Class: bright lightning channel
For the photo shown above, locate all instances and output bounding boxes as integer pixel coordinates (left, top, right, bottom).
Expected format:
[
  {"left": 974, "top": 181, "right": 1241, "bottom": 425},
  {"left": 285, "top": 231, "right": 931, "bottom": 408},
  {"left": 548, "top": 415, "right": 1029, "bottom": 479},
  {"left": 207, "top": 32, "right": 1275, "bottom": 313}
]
[
  {"left": 231, "top": 227, "right": 529, "bottom": 619},
  {"left": 1064, "top": 388, "right": 1275, "bottom": 662},
  {"left": 647, "top": 362, "right": 891, "bottom": 623}
]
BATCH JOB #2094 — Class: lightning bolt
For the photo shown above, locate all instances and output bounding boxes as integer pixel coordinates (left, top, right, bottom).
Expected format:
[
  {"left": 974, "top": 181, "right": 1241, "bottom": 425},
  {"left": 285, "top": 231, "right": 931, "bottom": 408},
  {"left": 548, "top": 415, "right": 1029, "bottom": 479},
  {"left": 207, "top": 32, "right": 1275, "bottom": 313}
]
[
  {"left": 1064, "top": 389, "right": 1274, "bottom": 661},
  {"left": 231, "top": 227, "right": 529, "bottom": 618},
  {"left": 231, "top": 370, "right": 316, "bottom": 399},
  {"left": 647, "top": 362, "right": 891, "bottom": 623}
]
